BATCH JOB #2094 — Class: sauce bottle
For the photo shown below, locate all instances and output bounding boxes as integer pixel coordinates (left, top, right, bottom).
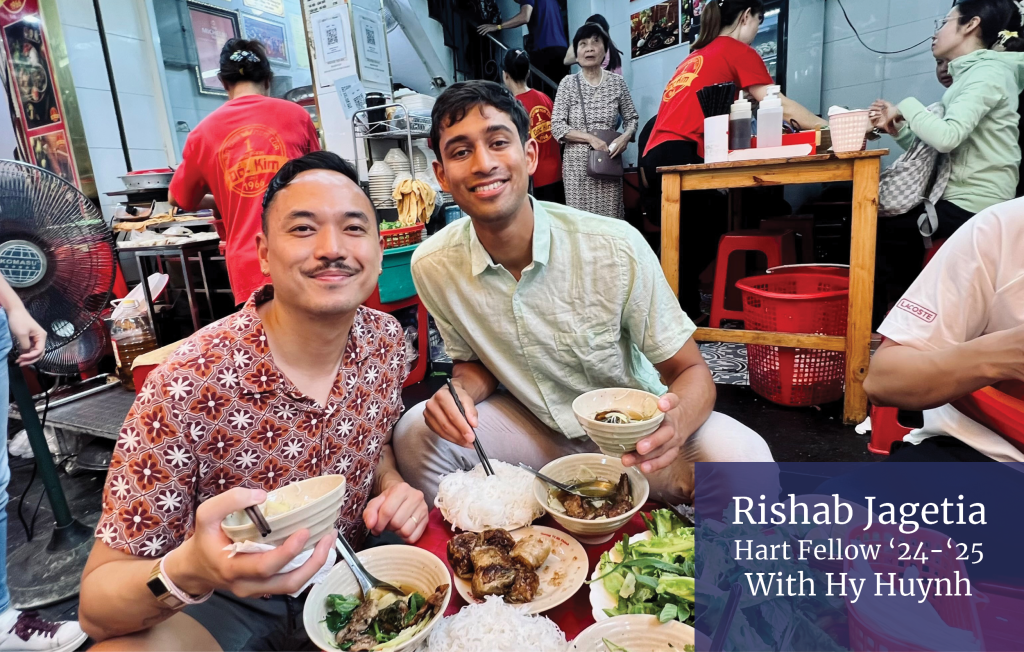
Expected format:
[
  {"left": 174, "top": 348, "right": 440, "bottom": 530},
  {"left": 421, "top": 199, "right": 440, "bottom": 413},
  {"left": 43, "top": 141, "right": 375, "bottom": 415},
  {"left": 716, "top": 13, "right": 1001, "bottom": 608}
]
[
  {"left": 757, "top": 85, "right": 784, "bottom": 149},
  {"left": 729, "top": 91, "right": 753, "bottom": 150}
]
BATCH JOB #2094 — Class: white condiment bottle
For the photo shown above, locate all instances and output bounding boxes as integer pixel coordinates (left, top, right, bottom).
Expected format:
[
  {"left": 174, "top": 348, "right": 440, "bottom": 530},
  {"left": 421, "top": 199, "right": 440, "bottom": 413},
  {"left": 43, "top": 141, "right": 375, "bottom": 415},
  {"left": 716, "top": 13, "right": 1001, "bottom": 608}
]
[{"left": 756, "top": 85, "right": 784, "bottom": 149}]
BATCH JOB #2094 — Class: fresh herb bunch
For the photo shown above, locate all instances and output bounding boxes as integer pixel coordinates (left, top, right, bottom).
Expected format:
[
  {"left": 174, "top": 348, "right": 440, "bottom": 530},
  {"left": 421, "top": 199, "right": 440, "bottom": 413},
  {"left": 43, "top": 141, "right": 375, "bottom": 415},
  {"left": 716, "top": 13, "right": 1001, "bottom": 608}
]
[{"left": 591, "top": 508, "right": 695, "bottom": 624}]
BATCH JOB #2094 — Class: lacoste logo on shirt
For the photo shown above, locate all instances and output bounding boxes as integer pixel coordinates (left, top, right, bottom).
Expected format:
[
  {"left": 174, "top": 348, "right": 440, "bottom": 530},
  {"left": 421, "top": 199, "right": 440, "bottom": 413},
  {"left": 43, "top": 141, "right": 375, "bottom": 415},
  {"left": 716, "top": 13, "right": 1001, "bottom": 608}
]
[{"left": 896, "top": 299, "right": 936, "bottom": 323}]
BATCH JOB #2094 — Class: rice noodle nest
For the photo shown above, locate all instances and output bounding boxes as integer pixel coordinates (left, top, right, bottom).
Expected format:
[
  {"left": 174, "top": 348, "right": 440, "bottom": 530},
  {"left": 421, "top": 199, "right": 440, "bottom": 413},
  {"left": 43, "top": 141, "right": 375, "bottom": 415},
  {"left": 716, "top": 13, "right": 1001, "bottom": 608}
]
[
  {"left": 433, "top": 460, "right": 545, "bottom": 532},
  {"left": 422, "top": 596, "right": 567, "bottom": 652}
]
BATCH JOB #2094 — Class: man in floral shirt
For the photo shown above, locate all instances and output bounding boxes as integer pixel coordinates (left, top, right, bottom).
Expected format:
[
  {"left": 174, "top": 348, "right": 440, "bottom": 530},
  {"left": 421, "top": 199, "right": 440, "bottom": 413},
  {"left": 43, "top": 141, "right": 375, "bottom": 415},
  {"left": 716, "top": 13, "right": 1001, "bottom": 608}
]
[{"left": 78, "top": 152, "right": 424, "bottom": 651}]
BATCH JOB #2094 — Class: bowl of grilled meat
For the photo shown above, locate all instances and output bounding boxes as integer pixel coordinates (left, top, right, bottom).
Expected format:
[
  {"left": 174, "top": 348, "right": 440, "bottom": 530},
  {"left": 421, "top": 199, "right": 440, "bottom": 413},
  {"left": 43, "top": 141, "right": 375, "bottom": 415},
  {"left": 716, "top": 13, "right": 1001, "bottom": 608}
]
[{"left": 532, "top": 454, "right": 649, "bottom": 544}]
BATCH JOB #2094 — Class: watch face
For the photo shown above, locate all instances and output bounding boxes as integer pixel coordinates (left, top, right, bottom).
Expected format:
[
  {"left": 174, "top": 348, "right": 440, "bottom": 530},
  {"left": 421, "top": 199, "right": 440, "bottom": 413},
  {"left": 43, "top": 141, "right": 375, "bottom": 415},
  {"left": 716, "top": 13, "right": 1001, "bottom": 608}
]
[{"left": 147, "top": 574, "right": 167, "bottom": 598}]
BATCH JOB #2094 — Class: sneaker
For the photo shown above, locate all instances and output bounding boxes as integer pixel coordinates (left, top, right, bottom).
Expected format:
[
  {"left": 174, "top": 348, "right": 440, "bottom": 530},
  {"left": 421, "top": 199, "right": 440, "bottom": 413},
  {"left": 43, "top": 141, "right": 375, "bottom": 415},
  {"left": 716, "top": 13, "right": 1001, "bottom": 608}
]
[{"left": 0, "top": 610, "right": 87, "bottom": 652}]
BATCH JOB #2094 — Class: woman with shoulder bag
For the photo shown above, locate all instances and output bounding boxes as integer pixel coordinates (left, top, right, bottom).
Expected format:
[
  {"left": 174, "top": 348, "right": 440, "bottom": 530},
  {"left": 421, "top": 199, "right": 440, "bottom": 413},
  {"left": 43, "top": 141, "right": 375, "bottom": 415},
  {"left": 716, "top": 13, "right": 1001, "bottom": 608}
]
[{"left": 551, "top": 23, "right": 639, "bottom": 219}]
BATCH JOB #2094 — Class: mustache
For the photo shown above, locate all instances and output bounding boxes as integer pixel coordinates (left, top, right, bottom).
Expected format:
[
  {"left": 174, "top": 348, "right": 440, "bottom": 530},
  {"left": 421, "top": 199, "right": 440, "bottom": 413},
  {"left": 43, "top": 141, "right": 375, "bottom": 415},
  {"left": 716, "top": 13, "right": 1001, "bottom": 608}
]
[{"left": 302, "top": 260, "right": 362, "bottom": 276}]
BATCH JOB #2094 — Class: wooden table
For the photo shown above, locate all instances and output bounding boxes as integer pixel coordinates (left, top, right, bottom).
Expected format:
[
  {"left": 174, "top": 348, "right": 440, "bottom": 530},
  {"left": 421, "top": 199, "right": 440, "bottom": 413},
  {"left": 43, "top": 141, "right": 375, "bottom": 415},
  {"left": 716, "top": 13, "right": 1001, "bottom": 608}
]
[{"left": 659, "top": 150, "right": 887, "bottom": 425}]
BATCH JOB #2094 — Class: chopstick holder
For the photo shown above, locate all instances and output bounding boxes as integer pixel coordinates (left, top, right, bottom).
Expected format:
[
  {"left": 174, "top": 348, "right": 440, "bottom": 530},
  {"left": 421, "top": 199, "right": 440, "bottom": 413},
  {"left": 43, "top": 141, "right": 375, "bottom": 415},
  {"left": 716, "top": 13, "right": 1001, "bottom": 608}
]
[{"left": 704, "top": 115, "right": 730, "bottom": 163}]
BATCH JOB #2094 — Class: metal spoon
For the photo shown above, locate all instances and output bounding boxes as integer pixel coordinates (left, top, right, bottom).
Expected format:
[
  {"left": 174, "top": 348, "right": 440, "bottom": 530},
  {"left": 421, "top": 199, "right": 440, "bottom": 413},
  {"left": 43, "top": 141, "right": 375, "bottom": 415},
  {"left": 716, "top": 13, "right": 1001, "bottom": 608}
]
[
  {"left": 335, "top": 533, "right": 402, "bottom": 597},
  {"left": 517, "top": 463, "right": 618, "bottom": 499}
]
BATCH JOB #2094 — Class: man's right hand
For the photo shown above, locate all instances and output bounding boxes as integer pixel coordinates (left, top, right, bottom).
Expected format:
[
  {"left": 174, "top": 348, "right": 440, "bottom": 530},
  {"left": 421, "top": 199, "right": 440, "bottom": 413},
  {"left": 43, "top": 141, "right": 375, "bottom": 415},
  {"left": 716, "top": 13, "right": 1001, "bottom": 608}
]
[
  {"left": 422, "top": 379, "right": 478, "bottom": 448},
  {"left": 163, "top": 487, "right": 336, "bottom": 599}
]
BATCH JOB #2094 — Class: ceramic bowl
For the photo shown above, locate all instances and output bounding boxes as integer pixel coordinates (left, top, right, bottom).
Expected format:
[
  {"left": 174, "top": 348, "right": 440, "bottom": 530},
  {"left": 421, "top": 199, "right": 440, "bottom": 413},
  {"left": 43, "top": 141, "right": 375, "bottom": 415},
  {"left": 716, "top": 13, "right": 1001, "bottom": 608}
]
[
  {"left": 572, "top": 388, "right": 665, "bottom": 455},
  {"left": 570, "top": 614, "right": 695, "bottom": 651},
  {"left": 304, "top": 545, "right": 452, "bottom": 651},
  {"left": 220, "top": 475, "right": 346, "bottom": 551},
  {"left": 533, "top": 454, "right": 649, "bottom": 545}
]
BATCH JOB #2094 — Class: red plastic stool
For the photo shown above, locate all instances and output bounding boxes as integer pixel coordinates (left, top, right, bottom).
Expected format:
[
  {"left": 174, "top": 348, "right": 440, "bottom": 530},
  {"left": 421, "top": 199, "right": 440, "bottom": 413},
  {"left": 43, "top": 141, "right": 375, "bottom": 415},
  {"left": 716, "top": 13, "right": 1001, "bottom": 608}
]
[
  {"left": 868, "top": 405, "right": 913, "bottom": 455},
  {"left": 710, "top": 229, "right": 797, "bottom": 327}
]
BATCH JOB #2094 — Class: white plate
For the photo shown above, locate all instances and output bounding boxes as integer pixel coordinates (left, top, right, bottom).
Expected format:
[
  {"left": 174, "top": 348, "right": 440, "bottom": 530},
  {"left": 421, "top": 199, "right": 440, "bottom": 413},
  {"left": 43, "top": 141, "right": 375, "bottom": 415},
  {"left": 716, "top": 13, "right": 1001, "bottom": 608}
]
[
  {"left": 453, "top": 525, "right": 588, "bottom": 615},
  {"left": 589, "top": 531, "right": 653, "bottom": 622},
  {"left": 571, "top": 615, "right": 694, "bottom": 652}
]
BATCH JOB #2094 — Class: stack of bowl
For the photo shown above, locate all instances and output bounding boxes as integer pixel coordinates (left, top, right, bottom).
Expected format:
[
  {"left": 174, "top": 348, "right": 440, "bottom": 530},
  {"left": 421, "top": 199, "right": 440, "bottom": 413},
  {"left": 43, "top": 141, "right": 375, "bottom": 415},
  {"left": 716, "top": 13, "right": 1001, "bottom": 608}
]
[
  {"left": 384, "top": 147, "right": 411, "bottom": 176},
  {"left": 571, "top": 388, "right": 664, "bottom": 455},
  {"left": 411, "top": 147, "right": 429, "bottom": 176},
  {"left": 368, "top": 161, "right": 396, "bottom": 209}
]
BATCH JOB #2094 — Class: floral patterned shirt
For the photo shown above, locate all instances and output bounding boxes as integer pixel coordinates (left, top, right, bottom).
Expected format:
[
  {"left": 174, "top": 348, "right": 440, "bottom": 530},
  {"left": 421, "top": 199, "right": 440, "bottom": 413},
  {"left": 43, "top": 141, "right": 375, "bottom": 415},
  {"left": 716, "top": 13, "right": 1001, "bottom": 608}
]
[{"left": 95, "top": 286, "right": 407, "bottom": 557}]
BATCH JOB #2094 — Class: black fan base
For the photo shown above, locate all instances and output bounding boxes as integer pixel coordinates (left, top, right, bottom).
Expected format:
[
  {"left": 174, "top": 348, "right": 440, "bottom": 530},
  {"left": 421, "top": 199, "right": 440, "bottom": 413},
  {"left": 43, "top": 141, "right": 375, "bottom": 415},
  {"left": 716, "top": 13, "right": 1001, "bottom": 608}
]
[{"left": 7, "top": 519, "right": 93, "bottom": 609}]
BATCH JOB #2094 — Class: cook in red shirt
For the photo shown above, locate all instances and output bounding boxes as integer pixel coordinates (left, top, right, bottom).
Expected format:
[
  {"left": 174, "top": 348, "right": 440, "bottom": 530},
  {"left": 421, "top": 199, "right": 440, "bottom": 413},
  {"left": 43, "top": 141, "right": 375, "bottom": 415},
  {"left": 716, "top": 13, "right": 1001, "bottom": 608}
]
[
  {"left": 637, "top": 0, "right": 825, "bottom": 316},
  {"left": 169, "top": 39, "right": 320, "bottom": 305},
  {"left": 503, "top": 49, "right": 565, "bottom": 204}
]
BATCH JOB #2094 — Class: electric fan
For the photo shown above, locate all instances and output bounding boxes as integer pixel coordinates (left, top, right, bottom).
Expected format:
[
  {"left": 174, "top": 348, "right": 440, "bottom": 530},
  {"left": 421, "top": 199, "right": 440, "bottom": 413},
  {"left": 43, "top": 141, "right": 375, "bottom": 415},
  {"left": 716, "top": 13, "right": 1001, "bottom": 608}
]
[{"left": 0, "top": 160, "right": 115, "bottom": 607}]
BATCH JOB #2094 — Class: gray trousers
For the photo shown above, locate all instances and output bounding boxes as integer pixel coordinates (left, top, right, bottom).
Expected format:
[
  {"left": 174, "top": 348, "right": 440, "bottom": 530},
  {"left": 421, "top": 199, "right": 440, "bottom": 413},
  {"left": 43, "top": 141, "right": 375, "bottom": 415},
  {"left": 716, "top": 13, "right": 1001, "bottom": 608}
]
[{"left": 393, "top": 392, "right": 777, "bottom": 508}]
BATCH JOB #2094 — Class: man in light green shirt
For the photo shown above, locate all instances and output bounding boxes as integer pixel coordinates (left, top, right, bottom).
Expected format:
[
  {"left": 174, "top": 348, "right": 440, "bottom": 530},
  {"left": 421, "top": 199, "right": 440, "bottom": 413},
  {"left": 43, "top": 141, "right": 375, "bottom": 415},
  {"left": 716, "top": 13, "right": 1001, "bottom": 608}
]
[{"left": 393, "top": 81, "right": 773, "bottom": 506}]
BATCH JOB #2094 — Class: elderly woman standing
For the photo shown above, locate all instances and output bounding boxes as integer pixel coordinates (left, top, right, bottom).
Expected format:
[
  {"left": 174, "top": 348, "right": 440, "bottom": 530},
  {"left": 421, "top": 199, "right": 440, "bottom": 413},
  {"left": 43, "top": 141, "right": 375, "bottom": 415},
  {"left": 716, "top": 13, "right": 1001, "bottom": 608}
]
[{"left": 551, "top": 23, "right": 638, "bottom": 219}]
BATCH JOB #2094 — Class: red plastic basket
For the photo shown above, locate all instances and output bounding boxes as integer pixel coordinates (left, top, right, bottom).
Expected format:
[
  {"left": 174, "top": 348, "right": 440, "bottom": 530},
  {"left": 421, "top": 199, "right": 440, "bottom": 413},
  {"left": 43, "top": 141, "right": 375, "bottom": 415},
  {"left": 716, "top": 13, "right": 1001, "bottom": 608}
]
[
  {"left": 736, "top": 272, "right": 849, "bottom": 406},
  {"left": 382, "top": 223, "right": 424, "bottom": 249},
  {"left": 845, "top": 524, "right": 986, "bottom": 651}
]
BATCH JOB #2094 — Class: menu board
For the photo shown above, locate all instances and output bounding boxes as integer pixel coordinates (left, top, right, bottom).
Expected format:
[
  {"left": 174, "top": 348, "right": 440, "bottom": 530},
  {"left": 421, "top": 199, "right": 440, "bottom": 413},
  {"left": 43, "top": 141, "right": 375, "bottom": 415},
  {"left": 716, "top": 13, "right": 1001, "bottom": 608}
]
[{"left": 0, "top": 0, "right": 78, "bottom": 185}]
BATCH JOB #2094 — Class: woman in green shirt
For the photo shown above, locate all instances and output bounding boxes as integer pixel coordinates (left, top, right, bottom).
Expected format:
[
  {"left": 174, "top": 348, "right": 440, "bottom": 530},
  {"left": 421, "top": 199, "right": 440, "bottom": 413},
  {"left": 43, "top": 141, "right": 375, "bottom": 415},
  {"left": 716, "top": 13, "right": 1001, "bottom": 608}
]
[{"left": 869, "top": 0, "right": 1024, "bottom": 326}]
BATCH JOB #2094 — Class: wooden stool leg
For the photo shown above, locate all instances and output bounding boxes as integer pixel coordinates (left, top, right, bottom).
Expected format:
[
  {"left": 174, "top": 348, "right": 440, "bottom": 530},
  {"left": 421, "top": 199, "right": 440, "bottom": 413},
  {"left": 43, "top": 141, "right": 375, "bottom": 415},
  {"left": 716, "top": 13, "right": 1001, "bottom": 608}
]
[
  {"left": 844, "top": 157, "right": 880, "bottom": 424},
  {"left": 661, "top": 173, "right": 681, "bottom": 297}
]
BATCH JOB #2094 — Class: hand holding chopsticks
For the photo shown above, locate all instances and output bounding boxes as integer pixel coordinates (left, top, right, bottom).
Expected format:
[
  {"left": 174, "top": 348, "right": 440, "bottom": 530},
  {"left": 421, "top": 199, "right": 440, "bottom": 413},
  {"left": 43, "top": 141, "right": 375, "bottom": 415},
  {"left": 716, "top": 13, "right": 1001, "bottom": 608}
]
[{"left": 445, "top": 378, "right": 495, "bottom": 476}]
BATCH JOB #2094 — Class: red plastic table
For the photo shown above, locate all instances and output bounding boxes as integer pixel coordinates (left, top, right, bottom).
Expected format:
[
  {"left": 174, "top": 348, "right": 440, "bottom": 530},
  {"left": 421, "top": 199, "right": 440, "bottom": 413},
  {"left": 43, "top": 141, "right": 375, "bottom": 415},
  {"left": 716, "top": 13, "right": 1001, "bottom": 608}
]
[{"left": 412, "top": 504, "right": 654, "bottom": 640}]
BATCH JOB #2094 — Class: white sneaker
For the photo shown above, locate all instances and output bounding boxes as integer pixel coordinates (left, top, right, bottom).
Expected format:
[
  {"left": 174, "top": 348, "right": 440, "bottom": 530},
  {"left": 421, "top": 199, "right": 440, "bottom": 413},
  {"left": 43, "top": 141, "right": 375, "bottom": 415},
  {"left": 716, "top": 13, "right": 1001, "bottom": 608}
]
[{"left": 0, "top": 610, "right": 87, "bottom": 652}]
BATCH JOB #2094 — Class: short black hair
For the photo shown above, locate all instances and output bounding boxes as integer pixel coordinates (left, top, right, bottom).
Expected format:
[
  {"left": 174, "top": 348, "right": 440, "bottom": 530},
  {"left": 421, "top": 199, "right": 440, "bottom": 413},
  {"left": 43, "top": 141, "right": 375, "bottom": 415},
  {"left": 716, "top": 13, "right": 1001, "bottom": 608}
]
[
  {"left": 219, "top": 39, "right": 273, "bottom": 87},
  {"left": 429, "top": 80, "right": 530, "bottom": 160},
  {"left": 503, "top": 48, "right": 531, "bottom": 84},
  {"left": 573, "top": 23, "right": 612, "bottom": 59},
  {"left": 261, "top": 151, "right": 374, "bottom": 231}
]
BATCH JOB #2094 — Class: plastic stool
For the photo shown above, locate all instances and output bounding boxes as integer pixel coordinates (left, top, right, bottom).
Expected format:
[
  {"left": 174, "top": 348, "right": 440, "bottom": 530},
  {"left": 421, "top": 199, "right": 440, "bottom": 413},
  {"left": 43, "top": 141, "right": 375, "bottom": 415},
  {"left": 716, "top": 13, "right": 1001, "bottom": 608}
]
[
  {"left": 868, "top": 405, "right": 913, "bottom": 455},
  {"left": 760, "top": 216, "right": 815, "bottom": 263},
  {"left": 710, "top": 229, "right": 797, "bottom": 327}
]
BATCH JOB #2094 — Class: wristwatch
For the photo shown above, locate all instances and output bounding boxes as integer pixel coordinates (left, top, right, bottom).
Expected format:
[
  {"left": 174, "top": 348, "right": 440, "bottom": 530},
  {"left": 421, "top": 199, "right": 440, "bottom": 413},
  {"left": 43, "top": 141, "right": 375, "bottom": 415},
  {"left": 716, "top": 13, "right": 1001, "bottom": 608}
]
[{"left": 147, "top": 555, "right": 213, "bottom": 610}]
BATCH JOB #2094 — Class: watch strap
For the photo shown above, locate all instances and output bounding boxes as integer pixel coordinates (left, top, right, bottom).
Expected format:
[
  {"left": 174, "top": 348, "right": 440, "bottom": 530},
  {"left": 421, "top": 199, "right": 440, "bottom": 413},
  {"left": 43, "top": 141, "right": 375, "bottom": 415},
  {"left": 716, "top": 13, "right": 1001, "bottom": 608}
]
[{"left": 148, "top": 555, "right": 213, "bottom": 609}]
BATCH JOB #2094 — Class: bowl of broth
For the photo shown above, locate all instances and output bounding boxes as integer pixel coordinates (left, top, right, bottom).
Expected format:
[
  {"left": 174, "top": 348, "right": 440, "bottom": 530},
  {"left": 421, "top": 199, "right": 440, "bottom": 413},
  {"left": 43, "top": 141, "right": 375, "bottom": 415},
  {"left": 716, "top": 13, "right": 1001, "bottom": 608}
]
[
  {"left": 571, "top": 388, "right": 664, "bottom": 455},
  {"left": 221, "top": 475, "right": 347, "bottom": 550}
]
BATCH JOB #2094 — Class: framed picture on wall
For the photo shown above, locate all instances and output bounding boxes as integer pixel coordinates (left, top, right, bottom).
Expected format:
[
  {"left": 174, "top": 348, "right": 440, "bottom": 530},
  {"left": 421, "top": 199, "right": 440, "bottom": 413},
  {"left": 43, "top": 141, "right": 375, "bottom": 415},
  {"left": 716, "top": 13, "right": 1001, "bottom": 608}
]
[
  {"left": 187, "top": 1, "right": 240, "bottom": 95},
  {"left": 630, "top": 0, "right": 684, "bottom": 60},
  {"left": 243, "top": 13, "right": 289, "bottom": 66}
]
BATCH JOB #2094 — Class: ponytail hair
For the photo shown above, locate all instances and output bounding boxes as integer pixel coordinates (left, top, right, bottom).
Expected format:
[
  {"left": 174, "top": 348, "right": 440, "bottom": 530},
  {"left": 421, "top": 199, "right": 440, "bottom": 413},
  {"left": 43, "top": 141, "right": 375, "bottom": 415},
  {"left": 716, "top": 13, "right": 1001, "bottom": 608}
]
[
  {"left": 219, "top": 38, "right": 273, "bottom": 87},
  {"left": 503, "top": 48, "right": 531, "bottom": 84},
  {"left": 692, "top": 0, "right": 765, "bottom": 51},
  {"left": 955, "top": 0, "right": 1024, "bottom": 51}
]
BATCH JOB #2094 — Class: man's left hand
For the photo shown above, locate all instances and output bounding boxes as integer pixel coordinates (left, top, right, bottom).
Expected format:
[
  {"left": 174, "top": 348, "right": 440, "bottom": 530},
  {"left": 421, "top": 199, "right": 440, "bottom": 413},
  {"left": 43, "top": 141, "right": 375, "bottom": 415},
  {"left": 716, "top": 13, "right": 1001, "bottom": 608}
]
[
  {"left": 621, "top": 393, "right": 685, "bottom": 473},
  {"left": 363, "top": 482, "right": 429, "bottom": 544},
  {"left": 477, "top": 24, "right": 501, "bottom": 35}
]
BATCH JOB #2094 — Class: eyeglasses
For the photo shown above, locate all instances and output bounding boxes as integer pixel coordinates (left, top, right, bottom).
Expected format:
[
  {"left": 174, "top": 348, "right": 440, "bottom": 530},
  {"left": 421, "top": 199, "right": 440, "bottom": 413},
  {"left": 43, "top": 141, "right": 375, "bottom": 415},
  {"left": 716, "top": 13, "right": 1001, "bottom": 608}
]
[{"left": 934, "top": 18, "right": 949, "bottom": 32}]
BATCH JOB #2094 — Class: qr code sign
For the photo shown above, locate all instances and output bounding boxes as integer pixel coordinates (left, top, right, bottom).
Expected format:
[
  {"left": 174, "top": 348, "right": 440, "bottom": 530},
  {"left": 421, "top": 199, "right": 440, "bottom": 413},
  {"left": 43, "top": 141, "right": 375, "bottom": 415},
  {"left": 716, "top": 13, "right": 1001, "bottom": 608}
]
[
  {"left": 365, "top": 27, "right": 376, "bottom": 46},
  {"left": 326, "top": 26, "right": 338, "bottom": 46}
]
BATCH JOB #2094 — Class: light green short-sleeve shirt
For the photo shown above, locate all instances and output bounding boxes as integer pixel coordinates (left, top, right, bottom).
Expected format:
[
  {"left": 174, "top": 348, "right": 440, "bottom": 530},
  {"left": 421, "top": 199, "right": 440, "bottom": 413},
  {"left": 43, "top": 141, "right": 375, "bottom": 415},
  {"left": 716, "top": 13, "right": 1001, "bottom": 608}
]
[{"left": 411, "top": 199, "right": 696, "bottom": 439}]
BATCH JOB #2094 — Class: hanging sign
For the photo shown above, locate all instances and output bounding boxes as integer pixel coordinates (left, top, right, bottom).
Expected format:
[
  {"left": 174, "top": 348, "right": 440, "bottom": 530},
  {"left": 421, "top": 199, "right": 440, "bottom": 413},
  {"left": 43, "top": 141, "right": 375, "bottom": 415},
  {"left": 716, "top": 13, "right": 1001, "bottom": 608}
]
[{"left": 0, "top": 0, "right": 78, "bottom": 186}]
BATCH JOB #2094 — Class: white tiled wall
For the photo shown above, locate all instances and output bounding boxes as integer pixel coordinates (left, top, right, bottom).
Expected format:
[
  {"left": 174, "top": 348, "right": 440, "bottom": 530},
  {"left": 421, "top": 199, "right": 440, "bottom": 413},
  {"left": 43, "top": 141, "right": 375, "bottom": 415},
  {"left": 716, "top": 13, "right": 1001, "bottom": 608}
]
[
  {"left": 55, "top": 0, "right": 174, "bottom": 220},
  {"left": 821, "top": 0, "right": 951, "bottom": 162}
]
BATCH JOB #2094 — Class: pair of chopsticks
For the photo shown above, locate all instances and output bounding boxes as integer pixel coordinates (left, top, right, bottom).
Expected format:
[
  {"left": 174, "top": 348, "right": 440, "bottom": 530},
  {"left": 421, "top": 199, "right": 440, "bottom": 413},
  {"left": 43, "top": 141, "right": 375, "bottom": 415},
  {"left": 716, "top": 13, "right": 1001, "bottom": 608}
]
[
  {"left": 246, "top": 506, "right": 272, "bottom": 538},
  {"left": 696, "top": 82, "right": 736, "bottom": 118},
  {"left": 445, "top": 378, "right": 494, "bottom": 476}
]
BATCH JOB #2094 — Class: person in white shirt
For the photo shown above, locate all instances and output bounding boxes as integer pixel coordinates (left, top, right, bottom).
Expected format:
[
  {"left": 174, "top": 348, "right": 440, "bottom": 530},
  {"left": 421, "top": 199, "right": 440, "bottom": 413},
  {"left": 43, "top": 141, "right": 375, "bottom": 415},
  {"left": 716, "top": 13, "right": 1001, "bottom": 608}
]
[{"left": 864, "top": 196, "right": 1024, "bottom": 461}]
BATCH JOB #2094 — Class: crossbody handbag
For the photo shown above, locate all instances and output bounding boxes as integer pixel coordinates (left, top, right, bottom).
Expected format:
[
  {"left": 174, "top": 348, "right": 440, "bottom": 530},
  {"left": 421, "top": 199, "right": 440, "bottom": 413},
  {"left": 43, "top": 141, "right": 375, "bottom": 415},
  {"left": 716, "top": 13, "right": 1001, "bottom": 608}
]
[{"left": 575, "top": 74, "right": 623, "bottom": 181}]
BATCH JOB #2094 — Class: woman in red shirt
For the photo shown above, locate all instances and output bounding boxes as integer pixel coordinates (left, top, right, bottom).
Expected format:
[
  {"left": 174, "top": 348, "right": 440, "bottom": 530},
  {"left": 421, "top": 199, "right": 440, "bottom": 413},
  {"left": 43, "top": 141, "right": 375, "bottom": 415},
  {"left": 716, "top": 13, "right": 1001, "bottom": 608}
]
[
  {"left": 502, "top": 48, "right": 565, "bottom": 204},
  {"left": 169, "top": 39, "right": 320, "bottom": 306},
  {"left": 638, "top": 0, "right": 824, "bottom": 316}
]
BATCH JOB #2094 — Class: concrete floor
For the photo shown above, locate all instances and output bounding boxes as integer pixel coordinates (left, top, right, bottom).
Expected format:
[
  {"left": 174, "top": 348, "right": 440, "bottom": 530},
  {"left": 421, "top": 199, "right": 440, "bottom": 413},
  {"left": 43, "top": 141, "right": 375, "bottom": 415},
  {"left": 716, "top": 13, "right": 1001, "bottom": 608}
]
[{"left": 5, "top": 381, "right": 879, "bottom": 637}]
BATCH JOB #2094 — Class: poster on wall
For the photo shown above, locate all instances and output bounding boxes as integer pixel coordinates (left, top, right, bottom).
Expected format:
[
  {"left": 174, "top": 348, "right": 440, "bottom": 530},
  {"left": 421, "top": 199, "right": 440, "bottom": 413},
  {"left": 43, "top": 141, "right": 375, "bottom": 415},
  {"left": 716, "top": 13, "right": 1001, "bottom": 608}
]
[
  {"left": 188, "top": 1, "right": 240, "bottom": 94},
  {"left": 0, "top": 0, "right": 78, "bottom": 186},
  {"left": 242, "top": 0, "right": 285, "bottom": 17},
  {"left": 630, "top": 0, "right": 684, "bottom": 59},
  {"left": 243, "top": 14, "right": 288, "bottom": 66},
  {"left": 311, "top": 8, "right": 356, "bottom": 89},
  {"left": 352, "top": 5, "right": 388, "bottom": 86}
]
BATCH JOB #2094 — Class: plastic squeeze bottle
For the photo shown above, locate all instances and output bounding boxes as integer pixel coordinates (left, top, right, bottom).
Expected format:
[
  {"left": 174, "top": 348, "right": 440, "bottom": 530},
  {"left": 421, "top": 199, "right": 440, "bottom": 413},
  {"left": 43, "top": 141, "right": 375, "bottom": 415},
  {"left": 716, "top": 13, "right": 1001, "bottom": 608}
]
[
  {"left": 756, "top": 85, "right": 783, "bottom": 149},
  {"left": 729, "top": 91, "right": 753, "bottom": 150}
]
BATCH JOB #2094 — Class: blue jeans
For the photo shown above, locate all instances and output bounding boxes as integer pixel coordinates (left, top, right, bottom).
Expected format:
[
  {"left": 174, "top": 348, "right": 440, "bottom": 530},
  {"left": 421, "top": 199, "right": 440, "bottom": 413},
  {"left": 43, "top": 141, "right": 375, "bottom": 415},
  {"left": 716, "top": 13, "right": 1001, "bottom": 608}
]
[{"left": 0, "top": 308, "right": 13, "bottom": 613}]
